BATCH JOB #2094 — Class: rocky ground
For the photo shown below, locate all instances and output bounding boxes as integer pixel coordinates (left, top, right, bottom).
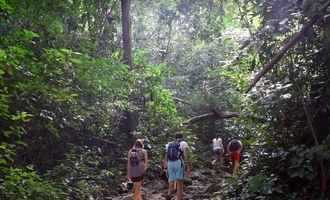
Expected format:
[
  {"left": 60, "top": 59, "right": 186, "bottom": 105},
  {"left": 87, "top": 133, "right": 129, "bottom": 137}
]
[{"left": 111, "top": 167, "right": 231, "bottom": 200}]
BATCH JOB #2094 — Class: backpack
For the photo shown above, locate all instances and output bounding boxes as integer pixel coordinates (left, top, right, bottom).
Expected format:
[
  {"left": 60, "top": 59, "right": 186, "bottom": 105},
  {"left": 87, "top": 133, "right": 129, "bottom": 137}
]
[
  {"left": 129, "top": 149, "right": 144, "bottom": 178},
  {"left": 130, "top": 149, "right": 140, "bottom": 166},
  {"left": 167, "top": 141, "right": 183, "bottom": 161}
]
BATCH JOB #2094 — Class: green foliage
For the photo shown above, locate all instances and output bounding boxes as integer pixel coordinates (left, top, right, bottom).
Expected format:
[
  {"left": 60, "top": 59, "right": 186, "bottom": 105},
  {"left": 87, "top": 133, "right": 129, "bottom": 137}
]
[
  {"left": 0, "top": 1, "right": 131, "bottom": 198},
  {"left": 148, "top": 87, "right": 178, "bottom": 122},
  {"left": 247, "top": 174, "right": 274, "bottom": 195},
  {"left": 134, "top": 51, "right": 181, "bottom": 129},
  {"left": 1, "top": 0, "right": 329, "bottom": 199},
  {"left": 1, "top": 168, "right": 65, "bottom": 200},
  {"left": 48, "top": 145, "right": 116, "bottom": 199},
  {"left": 287, "top": 145, "right": 315, "bottom": 180},
  {"left": 221, "top": 0, "right": 330, "bottom": 199}
]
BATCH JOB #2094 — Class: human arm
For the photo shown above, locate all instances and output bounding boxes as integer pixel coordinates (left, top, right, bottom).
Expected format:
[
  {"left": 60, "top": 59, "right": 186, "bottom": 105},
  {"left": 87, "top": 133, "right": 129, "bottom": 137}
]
[
  {"left": 144, "top": 149, "right": 148, "bottom": 171},
  {"left": 163, "top": 144, "right": 168, "bottom": 168},
  {"left": 163, "top": 152, "right": 168, "bottom": 169}
]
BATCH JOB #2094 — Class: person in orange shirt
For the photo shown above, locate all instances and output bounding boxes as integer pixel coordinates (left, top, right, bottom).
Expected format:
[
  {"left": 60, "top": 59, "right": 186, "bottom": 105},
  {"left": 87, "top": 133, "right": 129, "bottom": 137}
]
[{"left": 227, "top": 139, "right": 243, "bottom": 176}]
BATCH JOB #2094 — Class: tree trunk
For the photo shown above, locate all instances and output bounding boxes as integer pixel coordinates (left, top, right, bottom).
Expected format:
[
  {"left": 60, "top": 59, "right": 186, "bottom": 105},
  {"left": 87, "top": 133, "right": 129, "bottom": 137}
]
[
  {"left": 120, "top": 0, "right": 137, "bottom": 142},
  {"left": 160, "top": 20, "right": 173, "bottom": 62},
  {"left": 121, "top": 0, "right": 132, "bottom": 66},
  {"left": 302, "top": 99, "right": 327, "bottom": 195}
]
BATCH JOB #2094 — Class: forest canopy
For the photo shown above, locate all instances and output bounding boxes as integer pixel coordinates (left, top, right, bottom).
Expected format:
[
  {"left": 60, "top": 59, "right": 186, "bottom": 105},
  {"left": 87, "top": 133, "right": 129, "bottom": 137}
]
[{"left": 0, "top": 0, "right": 329, "bottom": 199}]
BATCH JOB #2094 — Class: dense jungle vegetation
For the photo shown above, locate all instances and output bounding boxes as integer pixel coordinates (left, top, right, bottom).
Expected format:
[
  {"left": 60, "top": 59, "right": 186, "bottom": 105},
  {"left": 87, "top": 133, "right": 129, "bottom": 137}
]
[{"left": 0, "top": 0, "right": 329, "bottom": 199}]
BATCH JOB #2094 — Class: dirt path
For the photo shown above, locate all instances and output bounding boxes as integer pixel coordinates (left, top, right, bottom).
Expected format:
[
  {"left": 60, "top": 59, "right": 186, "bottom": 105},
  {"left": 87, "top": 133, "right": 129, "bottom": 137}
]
[{"left": 111, "top": 168, "right": 229, "bottom": 200}]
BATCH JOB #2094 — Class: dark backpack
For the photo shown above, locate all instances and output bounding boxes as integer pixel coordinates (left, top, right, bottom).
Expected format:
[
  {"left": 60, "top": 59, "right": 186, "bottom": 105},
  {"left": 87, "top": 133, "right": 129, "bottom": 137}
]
[
  {"left": 167, "top": 141, "right": 183, "bottom": 161},
  {"left": 130, "top": 149, "right": 141, "bottom": 166},
  {"left": 129, "top": 149, "right": 144, "bottom": 178}
]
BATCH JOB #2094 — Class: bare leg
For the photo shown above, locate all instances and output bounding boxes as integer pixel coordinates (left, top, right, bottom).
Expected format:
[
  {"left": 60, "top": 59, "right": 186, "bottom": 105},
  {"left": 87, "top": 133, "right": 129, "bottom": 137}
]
[
  {"left": 176, "top": 180, "right": 183, "bottom": 200},
  {"left": 212, "top": 151, "right": 218, "bottom": 165},
  {"left": 174, "top": 181, "right": 177, "bottom": 192},
  {"left": 168, "top": 181, "right": 175, "bottom": 196},
  {"left": 219, "top": 152, "right": 223, "bottom": 170},
  {"left": 233, "top": 160, "right": 240, "bottom": 176},
  {"left": 133, "top": 181, "right": 142, "bottom": 200}
]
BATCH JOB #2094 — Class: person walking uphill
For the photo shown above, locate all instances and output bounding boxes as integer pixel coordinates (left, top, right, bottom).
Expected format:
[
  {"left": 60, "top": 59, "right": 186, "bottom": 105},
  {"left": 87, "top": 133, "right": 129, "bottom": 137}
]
[
  {"left": 212, "top": 134, "right": 224, "bottom": 168},
  {"left": 127, "top": 139, "right": 148, "bottom": 200},
  {"left": 165, "top": 133, "right": 192, "bottom": 200},
  {"left": 227, "top": 139, "right": 243, "bottom": 176}
]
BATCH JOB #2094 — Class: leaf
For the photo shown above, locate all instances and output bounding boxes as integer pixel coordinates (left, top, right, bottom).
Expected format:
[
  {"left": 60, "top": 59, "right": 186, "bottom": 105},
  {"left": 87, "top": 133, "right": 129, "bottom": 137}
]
[
  {"left": 23, "top": 30, "right": 40, "bottom": 40},
  {"left": 48, "top": 19, "right": 64, "bottom": 34},
  {"left": 0, "top": 49, "right": 7, "bottom": 62},
  {"left": 0, "top": 0, "right": 13, "bottom": 13},
  {"left": 70, "top": 58, "right": 83, "bottom": 64},
  {"left": 0, "top": 158, "right": 7, "bottom": 165},
  {"left": 248, "top": 175, "right": 268, "bottom": 193}
]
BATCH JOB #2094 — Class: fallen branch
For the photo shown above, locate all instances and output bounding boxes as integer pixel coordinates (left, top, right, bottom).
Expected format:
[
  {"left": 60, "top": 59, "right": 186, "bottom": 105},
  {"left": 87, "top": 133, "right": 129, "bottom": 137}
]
[
  {"left": 173, "top": 97, "right": 191, "bottom": 105},
  {"left": 184, "top": 111, "right": 239, "bottom": 124},
  {"left": 246, "top": 2, "right": 330, "bottom": 93}
]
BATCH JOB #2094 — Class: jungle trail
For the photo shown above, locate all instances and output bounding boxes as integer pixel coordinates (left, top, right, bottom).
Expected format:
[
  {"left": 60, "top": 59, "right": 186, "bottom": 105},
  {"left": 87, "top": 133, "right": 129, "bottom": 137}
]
[{"left": 1, "top": 0, "right": 330, "bottom": 200}]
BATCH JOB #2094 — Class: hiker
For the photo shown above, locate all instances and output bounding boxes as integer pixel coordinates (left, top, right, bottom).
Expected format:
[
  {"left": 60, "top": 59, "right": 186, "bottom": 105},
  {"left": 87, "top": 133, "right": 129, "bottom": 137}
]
[
  {"left": 165, "top": 133, "right": 191, "bottom": 200},
  {"left": 212, "top": 134, "right": 224, "bottom": 169},
  {"left": 161, "top": 145, "right": 177, "bottom": 190},
  {"left": 127, "top": 139, "right": 148, "bottom": 200},
  {"left": 227, "top": 139, "right": 243, "bottom": 176}
]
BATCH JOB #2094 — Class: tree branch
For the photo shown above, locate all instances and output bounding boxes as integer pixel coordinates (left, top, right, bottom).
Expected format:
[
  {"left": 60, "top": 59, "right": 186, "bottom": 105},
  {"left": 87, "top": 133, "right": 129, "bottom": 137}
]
[
  {"left": 183, "top": 111, "right": 239, "bottom": 124},
  {"left": 173, "top": 97, "right": 191, "bottom": 105},
  {"left": 246, "top": 2, "right": 330, "bottom": 93}
]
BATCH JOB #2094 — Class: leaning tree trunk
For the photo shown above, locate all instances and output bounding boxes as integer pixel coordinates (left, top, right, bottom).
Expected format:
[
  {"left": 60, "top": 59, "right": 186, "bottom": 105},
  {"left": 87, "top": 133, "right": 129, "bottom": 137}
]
[{"left": 121, "top": 0, "right": 132, "bottom": 66}]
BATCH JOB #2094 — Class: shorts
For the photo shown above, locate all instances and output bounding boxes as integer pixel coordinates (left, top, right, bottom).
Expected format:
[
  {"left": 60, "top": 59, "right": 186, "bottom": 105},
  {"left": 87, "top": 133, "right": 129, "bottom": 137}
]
[
  {"left": 167, "top": 159, "right": 184, "bottom": 182},
  {"left": 231, "top": 151, "right": 240, "bottom": 161},
  {"left": 131, "top": 175, "right": 144, "bottom": 182},
  {"left": 213, "top": 149, "right": 223, "bottom": 156}
]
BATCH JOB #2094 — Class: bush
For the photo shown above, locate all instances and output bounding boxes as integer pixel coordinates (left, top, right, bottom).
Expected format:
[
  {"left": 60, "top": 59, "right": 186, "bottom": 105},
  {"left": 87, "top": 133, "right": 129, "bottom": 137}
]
[{"left": 1, "top": 167, "right": 65, "bottom": 200}]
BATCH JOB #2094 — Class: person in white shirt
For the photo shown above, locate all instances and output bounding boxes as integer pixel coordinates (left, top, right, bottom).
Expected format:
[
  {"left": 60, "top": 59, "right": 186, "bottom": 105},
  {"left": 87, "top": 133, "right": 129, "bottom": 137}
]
[{"left": 212, "top": 135, "right": 224, "bottom": 168}]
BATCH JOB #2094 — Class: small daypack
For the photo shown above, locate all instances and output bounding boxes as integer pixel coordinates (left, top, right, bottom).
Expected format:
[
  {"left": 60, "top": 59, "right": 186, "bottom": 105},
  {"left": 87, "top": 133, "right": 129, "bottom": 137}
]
[
  {"left": 167, "top": 141, "right": 183, "bottom": 161},
  {"left": 129, "top": 149, "right": 144, "bottom": 178},
  {"left": 130, "top": 149, "right": 140, "bottom": 166}
]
